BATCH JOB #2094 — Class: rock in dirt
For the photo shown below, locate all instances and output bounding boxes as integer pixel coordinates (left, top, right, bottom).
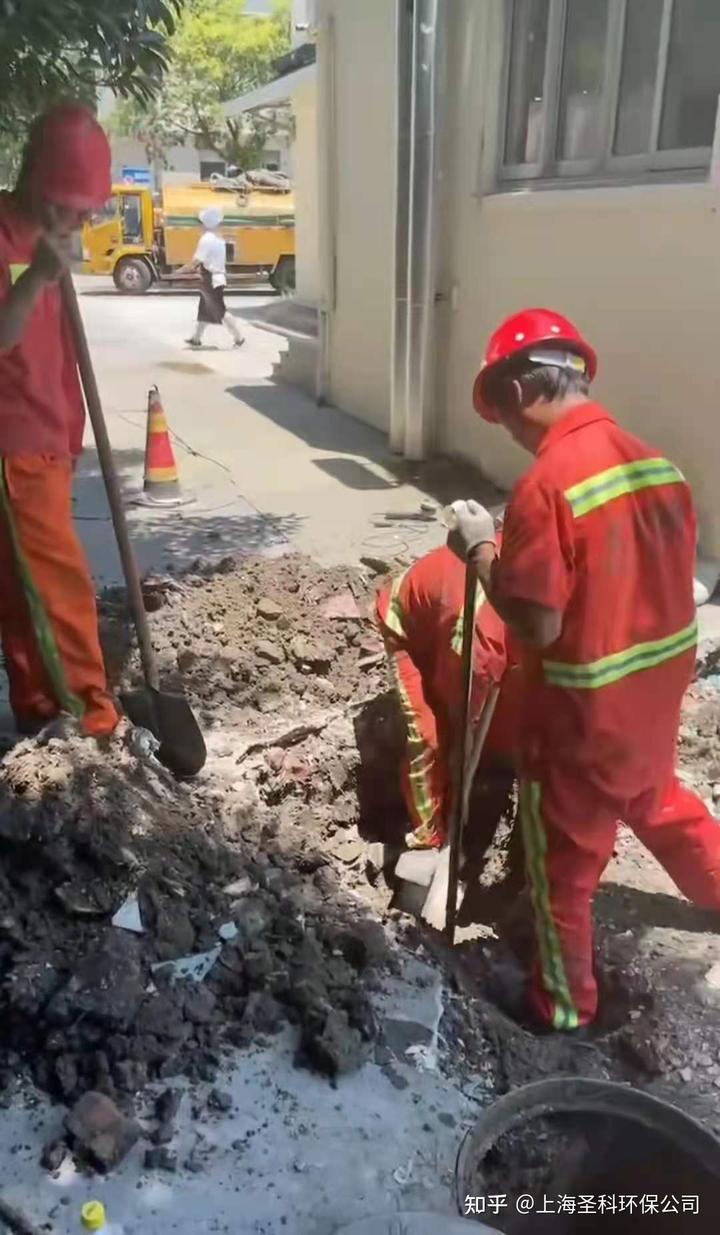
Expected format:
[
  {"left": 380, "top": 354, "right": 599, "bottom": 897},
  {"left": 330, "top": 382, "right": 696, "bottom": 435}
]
[
  {"left": 40, "top": 1138, "right": 67, "bottom": 1172},
  {"left": 207, "top": 1087, "right": 233, "bottom": 1113},
  {"left": 65, "top": 1090, "right": 141, "bottom": 1171},
  {"left": 322, "top": 592, "right": 362, "bottom": 621},
  {"left": 256, "top": 597, "right": 284, "bottom": 621},
  {"left": 301, "top": 1008, "right": 368, "bottom": 1077},
  {"left": 145, "top": 1146, "right": 178, "bottom": 1173},
  {"left": 154, "top": 1088, "right": 182, "bottom": 1128},
  {"left": 46, "top": 932, "right": 144, "bottom": 1031},
  {"left": 255, "top": 639, "right": 285, "bottom": 665},
  {"left": 289, "top": 635, "right": 334, "bottom": 673}
]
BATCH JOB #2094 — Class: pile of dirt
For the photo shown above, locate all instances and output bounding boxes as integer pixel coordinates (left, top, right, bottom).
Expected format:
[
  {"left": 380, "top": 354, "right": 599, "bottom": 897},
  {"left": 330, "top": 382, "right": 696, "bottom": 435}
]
[
  {"left": 0, "top": 727, "right": 391, "bottom": 1135},
  {"left": 107, "top": 554, "right": 411, "bottom": 889},
  {"left": 112, "top": 555, "right": 389, "bottom": 733}
]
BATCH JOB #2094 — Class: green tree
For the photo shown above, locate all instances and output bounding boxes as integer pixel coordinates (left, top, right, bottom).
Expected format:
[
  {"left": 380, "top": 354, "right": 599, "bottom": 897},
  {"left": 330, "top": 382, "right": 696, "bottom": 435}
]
[
  {"left": 0, "top": 1, "right": 182, "bottom": 175},
  {"left": 112, "top": 0, "right": 292, "bottom": 171}
]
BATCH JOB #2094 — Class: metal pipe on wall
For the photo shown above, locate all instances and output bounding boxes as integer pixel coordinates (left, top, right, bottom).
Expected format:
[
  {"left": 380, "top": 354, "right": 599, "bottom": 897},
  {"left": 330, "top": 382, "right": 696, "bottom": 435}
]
[
  {"left": 391, "top": 0, "right": 446, "bottom": 459},
  {"left": 315, "top": 7, "right": 337, "bottom": 405}
]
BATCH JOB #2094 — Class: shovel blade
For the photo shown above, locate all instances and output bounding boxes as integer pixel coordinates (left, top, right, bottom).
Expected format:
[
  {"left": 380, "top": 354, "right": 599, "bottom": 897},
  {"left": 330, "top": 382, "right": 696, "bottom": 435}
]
[{"left": 120, "top": 687, "right": 206, "bottom": 778}]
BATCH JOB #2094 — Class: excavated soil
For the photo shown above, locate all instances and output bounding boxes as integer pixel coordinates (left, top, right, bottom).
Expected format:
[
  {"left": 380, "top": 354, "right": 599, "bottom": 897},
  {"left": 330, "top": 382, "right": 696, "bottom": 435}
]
[{"left": 2, "top": 553, "right": 720, "bottom": 1177}]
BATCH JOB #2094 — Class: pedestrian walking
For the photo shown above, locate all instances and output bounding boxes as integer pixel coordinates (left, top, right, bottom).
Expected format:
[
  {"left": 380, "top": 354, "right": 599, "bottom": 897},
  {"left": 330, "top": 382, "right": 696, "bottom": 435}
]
[{"left": 180, "top": 207, "right": 245, "bottom": 349}]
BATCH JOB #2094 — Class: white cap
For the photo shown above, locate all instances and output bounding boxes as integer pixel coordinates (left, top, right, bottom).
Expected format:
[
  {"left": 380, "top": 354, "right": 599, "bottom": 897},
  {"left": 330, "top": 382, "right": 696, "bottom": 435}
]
[{"left": 199, "top": 206, "right": 224, "bottom": 229}]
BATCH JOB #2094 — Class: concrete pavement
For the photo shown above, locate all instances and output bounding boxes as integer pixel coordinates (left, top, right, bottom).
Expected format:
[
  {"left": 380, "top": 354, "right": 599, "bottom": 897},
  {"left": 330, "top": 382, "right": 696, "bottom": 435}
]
[{"left": 75, "top": 277, "right": 485, "bottom": 585}]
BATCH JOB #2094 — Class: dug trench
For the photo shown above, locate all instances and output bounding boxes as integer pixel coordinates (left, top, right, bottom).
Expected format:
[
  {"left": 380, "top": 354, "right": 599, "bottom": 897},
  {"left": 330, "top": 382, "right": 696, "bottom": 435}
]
[{"left": 1, "top": 553, "right": 720, "bottom": 1189}]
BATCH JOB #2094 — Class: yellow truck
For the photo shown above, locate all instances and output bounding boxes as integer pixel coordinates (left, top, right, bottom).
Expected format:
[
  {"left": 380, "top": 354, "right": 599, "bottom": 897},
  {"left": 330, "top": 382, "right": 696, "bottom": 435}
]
[{"left": 82, "top": 180, "right": 295, "bottom": 294}]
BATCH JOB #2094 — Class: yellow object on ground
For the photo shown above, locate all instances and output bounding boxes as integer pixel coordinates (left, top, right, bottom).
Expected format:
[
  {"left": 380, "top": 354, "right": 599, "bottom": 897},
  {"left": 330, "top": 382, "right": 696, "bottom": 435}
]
[{"left": 81, "top": 1200, "right": 106, "bottom": 1230}]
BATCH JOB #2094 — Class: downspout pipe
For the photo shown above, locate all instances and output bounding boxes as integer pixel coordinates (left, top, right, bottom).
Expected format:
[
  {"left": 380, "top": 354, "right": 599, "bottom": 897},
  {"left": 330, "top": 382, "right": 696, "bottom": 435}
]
[
  {"left": 316, "top": 8, "right": 337, "bottom": 405},
  {"left": 391, "top": 0, "right": 446, "bottom": 459}
]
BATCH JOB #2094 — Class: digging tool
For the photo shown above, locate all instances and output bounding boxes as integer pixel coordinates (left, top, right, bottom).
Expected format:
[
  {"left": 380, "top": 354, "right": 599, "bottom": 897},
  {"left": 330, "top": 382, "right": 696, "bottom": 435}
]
[
  {"left": 421, "top": 681, "right": 501, "bottom": 937},
  {"left": 418, "top": 540, "right": 501, "bottom": 939},
  {"left": 61, "top": 274, "right": 206, "bottom": 778}
]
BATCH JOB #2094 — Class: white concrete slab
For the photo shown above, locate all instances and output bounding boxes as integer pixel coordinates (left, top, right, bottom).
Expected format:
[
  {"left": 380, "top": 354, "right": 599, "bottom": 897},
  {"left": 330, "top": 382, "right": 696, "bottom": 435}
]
[{"left": 0, "top": 967, "right": 474, "bottom": 1235}]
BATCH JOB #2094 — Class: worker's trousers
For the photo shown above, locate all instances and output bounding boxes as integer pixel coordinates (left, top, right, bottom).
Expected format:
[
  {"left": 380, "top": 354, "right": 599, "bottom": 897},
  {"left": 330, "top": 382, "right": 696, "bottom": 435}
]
[
  {"left": 521, "top": 767, "right": 720, "bottom": 1030},
  {"left": 389, "top": 646, "right": 518, "bottom": 849},
  {"left": 0, "top": 456, "right": 119, "bottom": 736}
]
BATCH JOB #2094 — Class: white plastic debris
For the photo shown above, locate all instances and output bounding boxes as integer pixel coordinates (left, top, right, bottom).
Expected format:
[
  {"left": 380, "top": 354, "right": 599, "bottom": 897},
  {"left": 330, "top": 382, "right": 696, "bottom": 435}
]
[
  {"left": 126, "top": 726, "right": 161, "bottom": 759},
  {"left": 218, "top": 921, "right": 238, "bottom": 942},
  {"left": 222, "top": 876, "right": 252, "bottom": 897},
  {"left": 393, "top": 1156, "right": 415, "bottom": 1185},
  {"left": 152, "top": 946, "right": 221, "bottom": 985},
  {"left": 111, "top": 893, "right": 144, "bottom": 934}
]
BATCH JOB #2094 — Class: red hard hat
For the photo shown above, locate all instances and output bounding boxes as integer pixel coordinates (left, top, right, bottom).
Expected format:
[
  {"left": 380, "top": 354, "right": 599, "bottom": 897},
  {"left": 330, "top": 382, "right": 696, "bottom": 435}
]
[
  {"left": 26, "top": 103, "right": 111, "bottom": 212},
  {"left": 472, "top": 308, "right": 598, "bottom": 423}
]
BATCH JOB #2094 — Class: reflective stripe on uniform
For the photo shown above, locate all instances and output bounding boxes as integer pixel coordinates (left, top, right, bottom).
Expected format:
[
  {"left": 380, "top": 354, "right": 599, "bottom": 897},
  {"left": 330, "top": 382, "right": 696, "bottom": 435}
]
[
  {"left": 564, "top": 457, "right": 684, "bottom": 519},
  {"left": 0, "top": 460, "right": 84, "bottom": 719},
  {"left": 543, "top": 618, "right": 697, "bottom": 690},
  {"left": 520, "top": 781, "right": 579, "bottom": 1032},
  {"left": 388, "top": 652, "right": 438, "bottom": 846},
  {"left": 383, "top": 570, "right": 408, "bottom": 640},
  {"left": 450, "top": 580, "right": 487, "bottom": 654}
]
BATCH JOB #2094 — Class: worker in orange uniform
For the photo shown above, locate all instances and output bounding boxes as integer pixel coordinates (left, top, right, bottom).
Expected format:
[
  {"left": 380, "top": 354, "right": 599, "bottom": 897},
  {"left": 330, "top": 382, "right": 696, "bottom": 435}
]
[
  {"left": 448, "top": 307, "right": 720, "bottom": 1031},
  {"left": 376, "top": 542, "right": 522, "bottom": 850},
  {"left": 0, "top": 104, "right": 120, "bottom": 737}
]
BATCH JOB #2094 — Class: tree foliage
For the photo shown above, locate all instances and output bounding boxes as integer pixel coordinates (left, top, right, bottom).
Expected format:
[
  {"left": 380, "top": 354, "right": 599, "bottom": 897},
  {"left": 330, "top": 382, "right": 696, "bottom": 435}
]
[
  {"left": 0, "top": 1, "right": 181, "bottom": 130},
  {"left": 112, "top": 0, "right": 292, "bottom": 170}
]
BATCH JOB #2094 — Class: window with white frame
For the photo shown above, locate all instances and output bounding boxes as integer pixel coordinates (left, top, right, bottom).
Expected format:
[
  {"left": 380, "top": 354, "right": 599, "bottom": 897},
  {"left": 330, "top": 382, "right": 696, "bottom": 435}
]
[{"left": 500, "top": 0, "right": 720, "bottom": 184}]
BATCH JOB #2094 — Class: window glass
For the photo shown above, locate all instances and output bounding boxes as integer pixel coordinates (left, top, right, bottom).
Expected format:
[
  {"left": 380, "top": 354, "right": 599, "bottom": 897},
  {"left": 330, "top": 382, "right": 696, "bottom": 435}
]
[
  {"left": 90, "top": 196, "right": 119, "bottom": 225},
  {"left": 504, "top": 0, "right": 550, "bottom": 165},
  {"left": 659, "top": 0, "right": 720, "bottom": 150},
  {"left": 121, "top": 195, "right": 143, "bottom": 244},
  {"left": 556, "top": 0, "right": 610, "bottom": 161},
  {"left": 614, "top": 0, "right": 664, "bottom": 156}
]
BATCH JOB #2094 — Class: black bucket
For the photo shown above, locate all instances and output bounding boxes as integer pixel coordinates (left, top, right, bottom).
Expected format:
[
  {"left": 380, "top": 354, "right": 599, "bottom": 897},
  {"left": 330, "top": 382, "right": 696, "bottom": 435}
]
[{"left": 456, "top": 1078, "right": 720, "bottom": 1233}]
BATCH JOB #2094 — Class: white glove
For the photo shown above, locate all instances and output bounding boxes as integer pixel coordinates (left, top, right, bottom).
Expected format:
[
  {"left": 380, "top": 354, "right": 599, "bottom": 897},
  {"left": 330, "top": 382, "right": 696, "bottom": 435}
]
[{"left": 446, "top": 499, "right": 496, "bottom": 561}]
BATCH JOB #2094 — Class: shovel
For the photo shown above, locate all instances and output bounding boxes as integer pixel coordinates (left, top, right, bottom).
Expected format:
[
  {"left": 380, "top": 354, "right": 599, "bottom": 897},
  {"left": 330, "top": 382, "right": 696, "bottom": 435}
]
[
  {"left": 417, "top": 544, "right": 502, "bottom": 940},
  {"left": 61, "top": 274, "right": 207, "bottom": 778}
]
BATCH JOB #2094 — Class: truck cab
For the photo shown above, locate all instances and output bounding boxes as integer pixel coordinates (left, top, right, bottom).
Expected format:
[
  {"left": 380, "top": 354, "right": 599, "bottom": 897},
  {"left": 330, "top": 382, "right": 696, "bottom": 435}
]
[{"left": 83, "top": 186, "right": 157, "bottom": 292}]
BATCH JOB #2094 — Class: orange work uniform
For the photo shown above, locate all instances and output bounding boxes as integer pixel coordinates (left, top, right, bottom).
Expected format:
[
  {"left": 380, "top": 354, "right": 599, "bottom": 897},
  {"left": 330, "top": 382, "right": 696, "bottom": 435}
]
[
  {"left": 494, "top": 403, "right": 720, "bottom": 1029},
  {"left": 376, "top": 544, "right": 521, "bottom": 848},
  {"left": 0, "top": 194, "right": 118, "bottom": 735}
]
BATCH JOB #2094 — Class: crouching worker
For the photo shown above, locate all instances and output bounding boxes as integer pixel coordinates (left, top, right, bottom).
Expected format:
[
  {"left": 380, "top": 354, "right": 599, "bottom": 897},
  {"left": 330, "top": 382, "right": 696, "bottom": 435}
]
[
  {"left": 0, "top": 104, "right": 120, "bottom": 737},
  {"left": 376, "top": 541, "right": 522, "bottom": 851}
]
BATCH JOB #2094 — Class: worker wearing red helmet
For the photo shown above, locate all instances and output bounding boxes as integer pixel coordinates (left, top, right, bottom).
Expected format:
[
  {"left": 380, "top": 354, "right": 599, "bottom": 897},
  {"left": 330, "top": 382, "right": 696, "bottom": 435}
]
[
  {"left": 449, "top": 307, "right": 720, "bottom": 1031},
  {"left": 0, "top": 104, "right": 119, "bottom": 737}
]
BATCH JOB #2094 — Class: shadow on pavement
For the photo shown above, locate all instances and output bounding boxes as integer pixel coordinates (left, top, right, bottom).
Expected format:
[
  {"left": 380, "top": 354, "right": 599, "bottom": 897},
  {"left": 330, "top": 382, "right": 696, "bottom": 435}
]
[
  {"left": 72, "top": 446, "right": 301, "bottom": 585},
  {"left": 228, "top": 383, "right": 504, "bottom": 509}
]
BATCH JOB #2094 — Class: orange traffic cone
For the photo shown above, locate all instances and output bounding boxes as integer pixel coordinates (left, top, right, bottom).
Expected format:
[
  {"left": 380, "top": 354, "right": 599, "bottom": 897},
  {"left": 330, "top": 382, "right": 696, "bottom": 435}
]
[{"left": 136, "top": 386, "right": 194, "bottom": 507}]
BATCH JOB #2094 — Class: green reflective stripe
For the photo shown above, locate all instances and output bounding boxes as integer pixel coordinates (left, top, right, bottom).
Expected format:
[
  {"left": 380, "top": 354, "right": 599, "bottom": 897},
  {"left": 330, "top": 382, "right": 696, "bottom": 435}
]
[
  {"left": 450, "top": 581, "right": 487, "bottom": 654},
  {"left": 0, "top": 462, "right": 84, "bottom": 719},
  {"left": 544, "top": 618, "right": 697, "bottom": 690},
  {"left": 389, "top": 653, "right": 437, "bottom": 841},
  {"left": 9, "top": 263, "right": 28, "bottom": 285},
  {"left": 564, "top": 458, "right": 684, "bottom": 518},
  {"left": 384, "top": 570, "right": 408, "bottom": 640},
  {"left": 520, "top": 782, "right": 579, "bottom": 1031}
]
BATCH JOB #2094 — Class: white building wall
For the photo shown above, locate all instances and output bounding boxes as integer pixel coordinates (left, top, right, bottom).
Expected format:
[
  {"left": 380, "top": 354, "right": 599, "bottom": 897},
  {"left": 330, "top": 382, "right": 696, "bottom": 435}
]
[
  {"left": 292, "top": 78, "right": 321, "bottom": 304},
  {"left": 314, "top": 0, "right": 720, "bottom": 555},
  {"left": 318, "top": 0, "right": 395, "bottom": 432},
  {"left": 440, "top": 0, "right": 720, "bottom": 556}
]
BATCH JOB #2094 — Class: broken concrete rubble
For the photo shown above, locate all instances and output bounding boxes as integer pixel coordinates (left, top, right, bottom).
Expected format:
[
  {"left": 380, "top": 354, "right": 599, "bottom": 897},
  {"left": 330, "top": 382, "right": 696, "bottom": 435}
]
[{"left": 65, "top": 1090, "right": 141, "bottom": 1171}]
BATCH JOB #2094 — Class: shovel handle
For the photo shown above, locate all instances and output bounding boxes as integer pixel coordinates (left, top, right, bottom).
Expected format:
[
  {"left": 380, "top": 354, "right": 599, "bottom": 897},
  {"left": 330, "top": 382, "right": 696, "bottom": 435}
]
[
  {"left": 61, "top": 273, "right": 159, "bottom": 691},
  {"left": 444, "top": 565, "right": 478, "bottom": 943}
]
